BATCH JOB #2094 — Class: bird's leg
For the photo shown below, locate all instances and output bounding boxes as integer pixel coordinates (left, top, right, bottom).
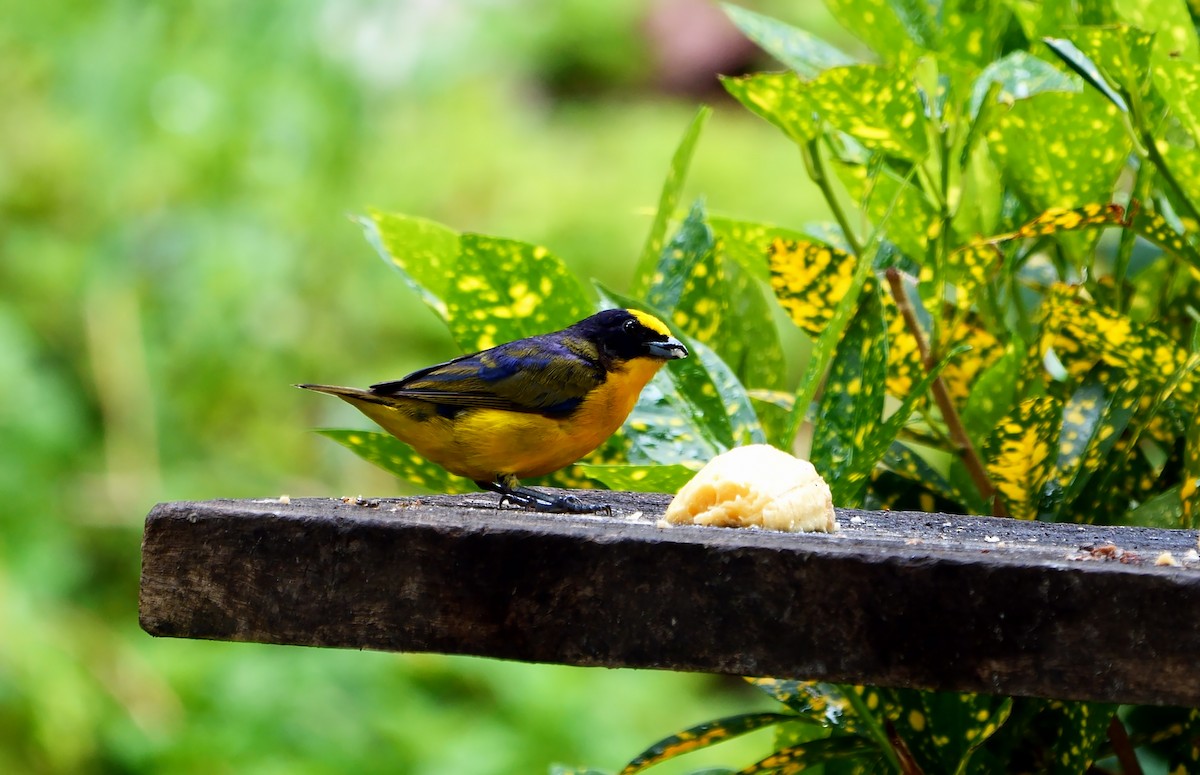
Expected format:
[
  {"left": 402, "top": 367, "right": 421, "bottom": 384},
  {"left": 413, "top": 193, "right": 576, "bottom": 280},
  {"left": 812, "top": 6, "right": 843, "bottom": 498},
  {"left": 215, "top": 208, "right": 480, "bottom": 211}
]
[{"left": 477, "top": 475, "right": 611, "bottom": 515}]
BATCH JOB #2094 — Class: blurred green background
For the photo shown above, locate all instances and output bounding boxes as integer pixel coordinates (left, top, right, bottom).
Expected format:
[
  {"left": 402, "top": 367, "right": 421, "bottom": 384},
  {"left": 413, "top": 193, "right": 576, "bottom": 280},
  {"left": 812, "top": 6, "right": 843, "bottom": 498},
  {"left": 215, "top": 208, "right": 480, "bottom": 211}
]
[{"left": 0, "top": 1, "right": 848, "bottom": 772}]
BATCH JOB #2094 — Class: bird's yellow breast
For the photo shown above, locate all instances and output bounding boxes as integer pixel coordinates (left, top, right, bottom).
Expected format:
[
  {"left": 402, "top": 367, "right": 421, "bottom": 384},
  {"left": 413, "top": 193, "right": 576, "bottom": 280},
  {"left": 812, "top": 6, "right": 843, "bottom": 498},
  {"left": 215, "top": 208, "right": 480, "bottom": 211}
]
[{"left": 349, "top": 355, "right": 665, "bottom": 482}]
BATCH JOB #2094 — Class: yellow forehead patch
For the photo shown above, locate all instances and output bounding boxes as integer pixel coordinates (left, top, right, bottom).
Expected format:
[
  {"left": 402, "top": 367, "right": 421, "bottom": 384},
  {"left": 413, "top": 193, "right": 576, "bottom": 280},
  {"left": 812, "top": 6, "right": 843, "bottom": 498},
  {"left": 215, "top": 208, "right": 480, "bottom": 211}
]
[{"left": 628, "top": 308, "right": 672, "bottom": 337}]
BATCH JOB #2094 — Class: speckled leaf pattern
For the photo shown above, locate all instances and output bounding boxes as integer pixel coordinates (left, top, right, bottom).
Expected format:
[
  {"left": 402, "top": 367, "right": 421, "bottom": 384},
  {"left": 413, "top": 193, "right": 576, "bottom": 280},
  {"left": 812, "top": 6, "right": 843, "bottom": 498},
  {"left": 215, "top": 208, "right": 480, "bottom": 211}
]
[
  {"left": 316, "top": 430, "right": 476, "bottom": 494},
  {"left": 985, "top": 396, "right": 1060, "bottom": 520},
  {"left": 747, "top": 679, "right": 858, "bottom": 731},
  {"left": 887, "top": 689, "right": 1013, "bottom": 773},
  {"left": 869, "top": 345, "right": 970, "bottom": 466},
  {"left": 1044, "top": 364, "right": 1141, "bottom": 521},
  {"left": 649, "top": 201, "right": 786, "bottom": 391},
  {"left": 811, "top": 286, "right": 888, "bottom": 507},
  {"left": 575, "top": 463, "right": 696, "bottom": 494},
  {"left": 734, "top": 736, "right": 876, "bottom": 774},
  {"left": 708, "top": 216, "right": 813, "bottom": 282},
  {"left": 824, "top": 0, "right": 923, "bottom": 63},
  {"left": 832, "top": 155, "right": 938, "bottom": 261},
  {"left": 806, "top": 65, "right": 929, "bottom": 162},
  {"left": 361, "top": 211, "right": 460, "bottom": 319},
  {"left": 633, "top": 107, "right": 710, "bottom": 297},
  {"left": 722, "top": 4, "right": 853, "bottom": 77},
  {"left": 880, "top": 442, "right": 976, "bottom": 509},
  {"left": 1184, "top": 418, "right": 1200, "bottom": 528},
  {"left": 721, "top": 72, "right": 818, "bottom": 145},
  {"left": 768, "top": 238, "right": 858, "bottom": 337},
  {"left": 445, "top": 234, "right": 591, "bottom": 352},
  {"left": 618, "top": 713, "right": 796, "bottom": 775},
  {"left": 1070, "top": 26, "right": 1155, "bottom": 105},
  {"left": 969, "top": 51, "right": 1082, "bottom": 117},
  {"left": 1046, "top": 701, "right": 1115, "bottom": 775},
  {"left": 1118, "top": 0, "right": 1200, "bottom": 63},
  {"left": 1129, "top": 203, "right": 1200, "bottom": 268},
  {"left": 987, "top": 91, "right": 1130, "bottom": 223},
  {"left": 1153, "top": 61, "right": 1200, "bottom": 148},
  {"left": 1042, "top": 285, "right": 1198, "bottom": 408}
]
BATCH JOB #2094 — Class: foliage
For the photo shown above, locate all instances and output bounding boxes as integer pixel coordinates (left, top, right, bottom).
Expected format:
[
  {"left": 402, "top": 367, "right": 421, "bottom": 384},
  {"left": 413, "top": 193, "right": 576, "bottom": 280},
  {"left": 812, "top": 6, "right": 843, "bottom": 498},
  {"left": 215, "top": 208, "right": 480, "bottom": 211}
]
[{"left": 320, "top": 0, "right": 1200, "bottom": 772}]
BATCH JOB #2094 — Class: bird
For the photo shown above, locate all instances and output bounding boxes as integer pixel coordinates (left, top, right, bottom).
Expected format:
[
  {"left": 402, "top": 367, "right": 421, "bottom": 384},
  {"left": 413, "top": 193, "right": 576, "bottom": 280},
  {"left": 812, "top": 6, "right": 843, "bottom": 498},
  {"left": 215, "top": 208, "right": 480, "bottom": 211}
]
[{"left": 299, "top": 308, "right": 688, "bottom": 513}]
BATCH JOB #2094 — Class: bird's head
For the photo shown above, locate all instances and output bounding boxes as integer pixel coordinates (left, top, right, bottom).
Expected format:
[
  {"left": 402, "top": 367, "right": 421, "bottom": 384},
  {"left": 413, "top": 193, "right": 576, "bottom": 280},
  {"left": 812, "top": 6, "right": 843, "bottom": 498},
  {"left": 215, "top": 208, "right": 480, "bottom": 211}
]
[{"left": 575, "top": 308, "right": 689, "bottom": 363}]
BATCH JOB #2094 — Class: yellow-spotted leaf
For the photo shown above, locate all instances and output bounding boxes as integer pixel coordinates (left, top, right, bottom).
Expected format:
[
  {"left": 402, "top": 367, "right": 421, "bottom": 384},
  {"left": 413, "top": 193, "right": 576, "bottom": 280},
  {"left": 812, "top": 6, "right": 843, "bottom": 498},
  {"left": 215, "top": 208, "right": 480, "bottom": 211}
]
[
  {"left": 1129, "top": 204, "right": 1200, "bottom": 268},
  {"left": 735, "top": 735, "right": 876, "bottom": 774},
  {"left": 649, "top": 201, "right": 786, "bottom": 391},
  {"left": 618, "top": 713, "right": 796, "bottom": 775},
  {"left": 832, "top": 153, "right": 939, "bottom": 262},
  {"left": 824, "top": 0, "right": 924, "bottom": 63},
  {"left": 811, "top": 286, "right": 888, "bottom": 506},
  {"left": 985, "top": 396, "right": 1061, "bottom": 520},
  {"left": 1044, "top": 364, "right": 1142, "bottom": 522},
  {"left": 880, "top": 442, "right": 981, "bottom": 512},
  {"left": 1047, "top": 702, "right": 1116, "bottom": 775},
  {"left": 1184, "top": 419, "right": 1200, "bottom": 528},
  {"left": 887, "top": 689, "right": 1013, "bottom": 773},
  {"left": 805, "top": 65, "right": 930, "bottom": 162},
  {"left": 361, "top": 211, "right": 460, "bottom": 319},
  {"left": 709, "top": 216, "right": 814, "bottom": 282},
  {"left": 316, "top": 430, "right": 476, "bottom": 494},
  {"left": 446, "top": 234, "right": 591, "bottom": 352},
  {"left": 769, "top": 238, "right": 858, "bottom": 337},
  {"left": 969, "top": 51, "right": 1082, "bottom": 118},
  {"left": 987, "top": 92, "right": 1131, "bottom": 240},
  {"left": 1042, "top": 285, "right": 1199, "bottom": 407},
  {"left": 1153, "top": 61, "right": 1200, "bottom": 147},
  {"left": 1117, "top": 0, "right": 1200, "bottom": 64},
  {"left": 721, "top": 72, "right": 818, "bottom": 145},
  {"left": 1124, "top": 706, "right": 1200, "bottom": 771},
  {"left": 722, "top": 3, "right": 854, "bottom": 78},
  {"left": 1070, "top": 26, "right": 1155, "bottom": 106},
  {"left": 747, "top": 679, "right": 857, "bottom": 731}
]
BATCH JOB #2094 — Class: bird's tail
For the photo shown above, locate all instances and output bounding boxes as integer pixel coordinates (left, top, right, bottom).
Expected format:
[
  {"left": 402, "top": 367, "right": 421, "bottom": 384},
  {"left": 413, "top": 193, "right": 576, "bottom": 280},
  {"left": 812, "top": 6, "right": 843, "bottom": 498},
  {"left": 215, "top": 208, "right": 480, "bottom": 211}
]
[{"left": 295, "top": 383, "right": 395, "bottom": 407}]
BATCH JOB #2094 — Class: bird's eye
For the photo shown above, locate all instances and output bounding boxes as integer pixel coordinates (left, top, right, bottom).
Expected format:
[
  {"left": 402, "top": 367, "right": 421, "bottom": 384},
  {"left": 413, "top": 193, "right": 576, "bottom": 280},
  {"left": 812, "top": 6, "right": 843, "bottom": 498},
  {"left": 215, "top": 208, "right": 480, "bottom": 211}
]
[{"left": 622, "top": 318, "right": 638, "bottom": 333}]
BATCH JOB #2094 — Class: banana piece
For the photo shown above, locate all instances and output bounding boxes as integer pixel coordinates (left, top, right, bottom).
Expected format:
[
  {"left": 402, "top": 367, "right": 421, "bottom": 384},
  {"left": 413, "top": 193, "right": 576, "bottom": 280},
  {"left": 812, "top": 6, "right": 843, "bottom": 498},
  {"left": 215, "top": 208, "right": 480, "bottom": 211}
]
[{"left": 663, "top": 444, "right": 837, "bottom": 533}]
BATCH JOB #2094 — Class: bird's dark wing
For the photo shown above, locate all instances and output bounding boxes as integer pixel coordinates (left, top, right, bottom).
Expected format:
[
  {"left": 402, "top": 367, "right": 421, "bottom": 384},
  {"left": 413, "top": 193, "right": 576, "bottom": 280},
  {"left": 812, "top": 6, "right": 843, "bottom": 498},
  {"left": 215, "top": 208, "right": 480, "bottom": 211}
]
[{"left": 369, "top": 334, "right": 605, "bottom": 416}]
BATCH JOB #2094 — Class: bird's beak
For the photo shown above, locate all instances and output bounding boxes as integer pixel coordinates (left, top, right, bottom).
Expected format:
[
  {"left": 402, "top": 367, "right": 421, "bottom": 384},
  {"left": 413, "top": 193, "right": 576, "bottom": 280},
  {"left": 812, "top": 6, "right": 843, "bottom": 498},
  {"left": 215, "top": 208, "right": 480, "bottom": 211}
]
[{"left": 647, "top": 336, "right": 688, "bottom": 360}]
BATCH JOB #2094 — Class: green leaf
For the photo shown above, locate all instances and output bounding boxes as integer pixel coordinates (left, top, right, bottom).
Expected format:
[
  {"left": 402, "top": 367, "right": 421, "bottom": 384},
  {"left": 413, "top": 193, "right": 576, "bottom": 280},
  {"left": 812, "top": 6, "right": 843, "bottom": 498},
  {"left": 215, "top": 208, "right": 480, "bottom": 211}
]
[
  {"left": 880, "top": 441, "right": 978, "bottom": 511},
  {"left": 721, "top": 4, "right": 854, "bottom": 77},
  {"left": 721, "top": 72, "right": 818, "bottom": 145},
  {"left": 806, "top": 65, "right": 930, "bottom": 162},
  {"left": 886, "top": 691, "right": 1012, "bottom": 774},
  {"left": 649, "top": 201, "right": 787, "bottom": 391},
  {"left": 869, "top": 344, "right": 970, "bottom": 461},
  {"left": 985, "top": 395, "right": 1061, "bottom": 520},
  {"left": 768, "top": 238, "right": 858, "bottom": 338},
  {"left": 1044, "top": 364, "right": 1141, "bottom": 522},
  {"left": 960, "top": 342, "right": 1022, "bottom": 448},
  {"left": 1116, "top": 0, "right": 1200, "bottom": 64},
  {"left": 1153, "top": 60, "right": 1200, "bottom": 146},
  {"left": 1069, "top": 26, "right": 1156, "bottom": 108},
  {"left": 1042, "top": 37, "right": 1130, "bottom": 111},
  {"left": 1185, "top": 419, "right": 1200, "bottom": 528},
  {"left": 811, "top": 286, "right": 888, "bottom": 507},
  {"left": 446, "top": 234, "right": 591, "bottom": 352},
  {"left": 618, "top": 713, "right": 796, "bottom": 775},
  {"left": 1047, "top": 702, "right": 1116, "bottom": 775},
  {"left": 315, "top": 430, "right": 476, "bottom": 494},
  {"left": 824, "top": 0, "right": 924, "bottom": 63},
  {"left": 970, "top": 51, "right": 1082, "bottom": 117},
  {"left": 747, "top": 679, "right": 858, "bottom": 731},
  {"left": 735, "top": 735, "right": 877, "bottom": 774},
  {"left": 576, "top": 463, "right": 696, "bottom": 494},
  {"left": 1124, "top": 483, "right": 1184, "bottom": 528},
  {"left": 708, "top": 216, "right": 815, "bottom": 282},
  {"left": 831, "top": 151, "right": 938, "bottom": 262},
  {"left": 986, "top": 91, "right": 1131, "bottom": 220},
  {"left": 632, "top": 107, "right": 711, "bottom": 297},
  {"left": 360, "top": 211, "right": 460, "bottom": 319}
]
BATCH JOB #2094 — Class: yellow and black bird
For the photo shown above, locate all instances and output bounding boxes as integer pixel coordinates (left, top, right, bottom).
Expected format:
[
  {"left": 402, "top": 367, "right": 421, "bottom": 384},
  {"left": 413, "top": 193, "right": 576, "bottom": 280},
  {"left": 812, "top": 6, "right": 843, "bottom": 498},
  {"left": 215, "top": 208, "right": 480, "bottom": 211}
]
[{"left": 299, "top": 308, "right": 688, "bottom": 513}]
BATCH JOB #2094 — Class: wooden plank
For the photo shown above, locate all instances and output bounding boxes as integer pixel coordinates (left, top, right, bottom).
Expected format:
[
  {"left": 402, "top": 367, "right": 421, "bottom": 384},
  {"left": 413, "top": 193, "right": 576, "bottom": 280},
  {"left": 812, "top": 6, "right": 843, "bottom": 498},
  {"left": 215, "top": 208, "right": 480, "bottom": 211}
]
[{"left": 139, "top": 492, "right": 1200, "bottom": 706}]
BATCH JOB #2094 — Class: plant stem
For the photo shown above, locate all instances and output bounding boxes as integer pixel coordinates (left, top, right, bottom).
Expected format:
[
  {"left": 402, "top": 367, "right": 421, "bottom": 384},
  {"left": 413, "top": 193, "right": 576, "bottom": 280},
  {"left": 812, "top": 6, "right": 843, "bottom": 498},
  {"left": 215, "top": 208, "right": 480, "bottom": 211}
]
[
  {"left": 1107, "top": 716, "right": 1143, "bottom": 775},
  {"left": 803, "top": 139, "right": 864, "bottom": 257},
  {"left": 885, "top": 268, "right": 1005, "bottom": 515},
  {"left": 842, "top": 688, "right": 906, "bottom": 773}
]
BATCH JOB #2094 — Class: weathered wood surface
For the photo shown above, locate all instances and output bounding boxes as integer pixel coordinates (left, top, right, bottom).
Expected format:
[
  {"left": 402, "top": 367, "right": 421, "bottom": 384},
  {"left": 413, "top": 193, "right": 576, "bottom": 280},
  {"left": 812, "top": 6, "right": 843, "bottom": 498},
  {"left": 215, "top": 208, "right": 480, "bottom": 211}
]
[{"left": 139, "top": 492, "right": 1200, "bottom": 706}]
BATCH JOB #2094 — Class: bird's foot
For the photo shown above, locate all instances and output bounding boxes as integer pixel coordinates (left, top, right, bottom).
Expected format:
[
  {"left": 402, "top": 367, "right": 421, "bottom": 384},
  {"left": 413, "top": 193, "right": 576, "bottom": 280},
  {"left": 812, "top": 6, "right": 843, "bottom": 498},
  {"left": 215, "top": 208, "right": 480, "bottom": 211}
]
[{"left": 482, "top": 480, "right": 611, "bottom": 515}]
